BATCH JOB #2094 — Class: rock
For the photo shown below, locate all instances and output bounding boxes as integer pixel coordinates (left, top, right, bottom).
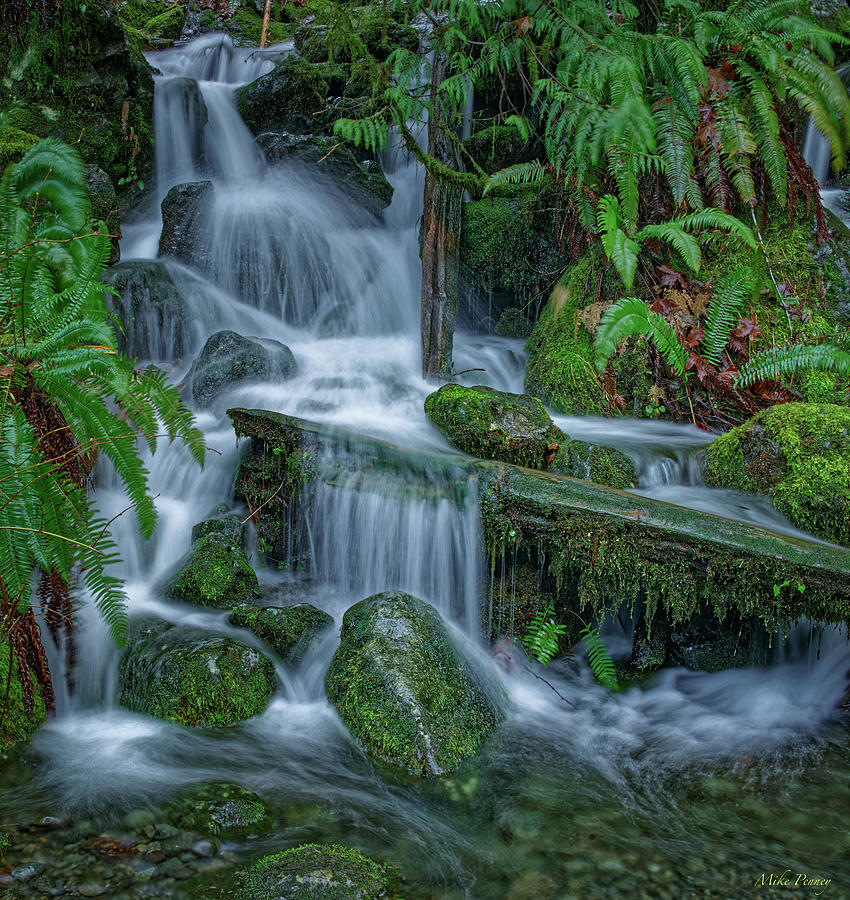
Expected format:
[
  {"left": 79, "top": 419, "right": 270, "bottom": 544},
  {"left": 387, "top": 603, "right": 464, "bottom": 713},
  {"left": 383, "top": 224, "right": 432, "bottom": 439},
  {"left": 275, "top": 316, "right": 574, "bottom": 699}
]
[
  {"left": 77, "top": 884, "right": 107, "bottom": 897},
  {"left": 191, "top": 511, "right": 246, "bottom": 548},
  {"left": 551, "top": 440, "right": 637, "bottom": 490},
  {"left": 229, "top": 604, "right": 333, "bottom": 665},
  {"left": 191, "top": 840, "right": 218, "bottom": 859},
  {"left": 222, "top": 843, "right": 393, "bottom": 899},
  {"left": 493, "top": 307, "right": 533, "bottom": 339},
  {"left": 667, "top": 609, "right": 771, "bottom": 672},
  {"left": 424, "top": 383, "right": 563, "bottom": 470},
  {"left": 704, "top": 402, "right": 850, "bottom": 546},
  {"left": 168, "top": 534, "right": 260, "bottom": 609},
  {"left": 156, "top": 77, "right": 208, "bottom": 165},
  {"left": 158, "top": 180, "right": 214, "bottom": 267},
  {"left": 103, "top": 260, "right": 191, "bottom": 360},
  {"left": 0, "top": 126, "right": 40, "bottom": 171},
  {"left": 144, "top": 6, "right": 186, "bottom": 41},
  {"left": 118, "top": 619, "right": 276, "bottom": 726},
  {"left": 11, "top": 863, "right": 43, "bottom": 882},
  {"left": 236, "top": 57, "right": 329, "bottom": 136},
  {"left": 166, "top": 783, "right": 271, "bottom": 836},
  {"left": 188, "top": 330, "right": 297, "bottom": 407},
  {"left": 85, "top": 166, "right": 120, "bottom": 263},
  {"left": 257, "top": 132, "right": 392, "bottom": 218},
  {"left": 325, "top": 591, "right": 503, "bottom": 775},
  {"left": 463, "top": 125, "right": 531, "bottom": 175}
]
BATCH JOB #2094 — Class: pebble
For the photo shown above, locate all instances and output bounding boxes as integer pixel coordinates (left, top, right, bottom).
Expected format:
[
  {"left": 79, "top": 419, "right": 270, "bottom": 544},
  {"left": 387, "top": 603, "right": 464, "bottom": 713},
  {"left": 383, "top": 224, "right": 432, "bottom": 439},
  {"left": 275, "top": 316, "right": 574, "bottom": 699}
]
[
  {"left": 77, "top": 884, "right": 107, "bottom": 897},
  {"left": 12, "top": 863, "right": 44, "bottom": 882},
  {"left": 190, "top": 839, "right": 217, "bottom": 858},
  {"left": 40, "top": 817, "right": 64, "bottom": 828}
]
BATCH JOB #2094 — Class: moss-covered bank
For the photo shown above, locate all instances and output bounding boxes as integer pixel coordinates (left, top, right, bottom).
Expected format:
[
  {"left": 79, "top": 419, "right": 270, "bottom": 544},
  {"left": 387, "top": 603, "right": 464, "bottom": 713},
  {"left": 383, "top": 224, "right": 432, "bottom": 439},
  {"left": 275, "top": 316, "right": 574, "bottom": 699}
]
[{"left": 0, "top": 639, "right": 46, "bottom": 749}]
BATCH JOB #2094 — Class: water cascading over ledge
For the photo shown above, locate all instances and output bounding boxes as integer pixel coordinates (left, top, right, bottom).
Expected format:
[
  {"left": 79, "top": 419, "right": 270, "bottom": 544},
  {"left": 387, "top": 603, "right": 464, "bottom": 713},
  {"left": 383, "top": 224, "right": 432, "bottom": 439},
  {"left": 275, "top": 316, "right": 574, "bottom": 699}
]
[{"left": 228, "top": 408, "right": 850, "bottom": 658}]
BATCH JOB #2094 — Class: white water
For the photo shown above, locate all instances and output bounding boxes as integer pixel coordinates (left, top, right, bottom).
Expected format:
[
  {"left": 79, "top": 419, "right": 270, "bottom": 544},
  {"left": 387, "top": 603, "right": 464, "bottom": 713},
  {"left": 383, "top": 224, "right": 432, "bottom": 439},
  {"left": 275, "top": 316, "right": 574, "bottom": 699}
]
[{"left": 8, "top": 35, "right": 849, "bottom": 896}]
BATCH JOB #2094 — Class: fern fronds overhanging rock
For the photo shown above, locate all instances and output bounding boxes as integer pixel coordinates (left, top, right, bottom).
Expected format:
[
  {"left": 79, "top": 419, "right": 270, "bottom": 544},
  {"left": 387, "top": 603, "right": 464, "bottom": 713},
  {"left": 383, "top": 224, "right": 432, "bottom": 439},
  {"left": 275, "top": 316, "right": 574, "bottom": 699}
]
[
  {"left": 579, "top": 623, "right": 619, "bottom": 690},
  {"left": 736, "top": 342, "right": 850, "bottom": 388},
  {"left": 594, "top": 298, "right": 689, "bottom": 375},
  {"left": 0, "top": 138, "right": 204, "bottom": 719},
  {"left": 522, "top": 605, "right": 567, "bottom": 666}
]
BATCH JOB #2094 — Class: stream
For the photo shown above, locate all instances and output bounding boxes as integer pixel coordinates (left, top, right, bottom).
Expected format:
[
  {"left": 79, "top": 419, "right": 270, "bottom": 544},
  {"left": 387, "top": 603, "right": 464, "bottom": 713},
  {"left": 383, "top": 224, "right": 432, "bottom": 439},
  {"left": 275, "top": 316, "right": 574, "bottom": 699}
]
[{"left": 1, "top": 34, "right": 849, "bottom": 900}]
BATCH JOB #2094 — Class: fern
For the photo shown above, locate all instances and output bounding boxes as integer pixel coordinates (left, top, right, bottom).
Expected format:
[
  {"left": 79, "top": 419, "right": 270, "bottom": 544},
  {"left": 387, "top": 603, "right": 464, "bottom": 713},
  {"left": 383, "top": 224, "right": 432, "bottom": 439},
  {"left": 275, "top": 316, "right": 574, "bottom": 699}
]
[
  {"left": 483, "top": 161, "right": 548, "bottom": 195},
  {"left": 736, "top": 342, "right": 850, "bottom": 387},
  {"left": 579, "top": 623, "right": 619, "bottom": 690},
  {"left": 522, "top": 605, "right": 567, "bottom": 666},
  {"left": 703, "top": 268, "right": 755, "bottom": 365},
  {"left": 594, "top": 297, "right": 689, "bottom": 374}
]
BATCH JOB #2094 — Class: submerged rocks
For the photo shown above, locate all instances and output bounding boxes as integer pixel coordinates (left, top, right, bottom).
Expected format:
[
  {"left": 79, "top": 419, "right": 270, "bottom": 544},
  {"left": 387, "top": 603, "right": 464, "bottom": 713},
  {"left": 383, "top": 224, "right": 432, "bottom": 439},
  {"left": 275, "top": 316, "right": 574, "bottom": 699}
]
[
  {"left": 424, "top": 383, "right": 635, "bottom": 487},
  {"left": 159, "top": 180, "right": 213, "bottom": 266},
  {"left": 189, "top": 330, "right": 297, "bottom": 407},
  {"left": 165, "top": 783, "right": 271, "bottom": 835},
  {"left": 169, "top": 534, "right": 260, "bottom": 608},
  {"left": 236, "top": 57, "right": 329, "bottom": 136},
  {"left": 213, "top": 843, "right": 393, "bottom": 900},
  {"left": 425, "top": 384, "right": 562, "bottom": 469},
  {"left": 326, "top": 591, "right": 502, "bottom": 776},
  {"left": 704, "top": 402, "right": 850, "bottom": 546},
  {"left": 257, "top": 133, "right": 392, "bottom": 218},
  {"left": 230, "top": 604, "right": 333, "bottom": 665},
  {"left": 103, "top": 260, "right": 191, "bottom": 360},
  {"left": 118, "top": 620, "right": 276, "bottom": 727}
]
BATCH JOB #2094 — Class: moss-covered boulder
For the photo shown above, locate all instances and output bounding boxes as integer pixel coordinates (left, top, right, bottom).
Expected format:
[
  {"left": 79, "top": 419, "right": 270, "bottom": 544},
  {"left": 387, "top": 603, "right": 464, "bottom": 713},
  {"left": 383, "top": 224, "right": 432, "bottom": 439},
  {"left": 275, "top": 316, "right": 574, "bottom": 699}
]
[
  {"left": 191, "top": 510, "right": 246, "bottom": 548},
  {"left": 257, "top": 133, "right": 392, "bottom": 218},
  {"left": 236, "top": 57, "right": 329, "bottom": 135},
  {"left": 551, "top": 440, "right": 637, "bottom": 490},
  {"left": 143, "top": 5, "right": 185, "bottom": 42},
  {"left": 103, "top": 260, "right": 192, "bottom": 360},
  {"left": 704, "top": 402, "right": 850, "bottom": 546},
  {"left": 493, "top": 306, "right": 533, "bottom": 339},
  {"left": 159, "top": 180, "right": 213, "bottom": 266},
  {"left": 197, "top": 843, "right": 393, "bottom": 900},
  {"left": 118, "top": 620, "right": 277, "bottom": 727},
  {"left": 326, "top": 591, "right": 502, "bottom": 776},
  {"left": 169, "top": 534, "right": 260, "bottom": 608},
  {"left": 0, "top": 126, "right": 39, "bottom": 172},
  {"left": 230, "top": 604, "right": 333, "bottom": 665},
  {"left": 165, "top": 782, "right": 271, "bottom": 835},
  {"left": 0, "top": 640, "right": 46, "bottom": 749},
  {"left": 189, "top": 330, "right": 297, "bottom": 407},
  {"left": 463, "top": 125, "right": 531, "bottom": 175},
  {"left": 424, "top": 384, "right": 562, "bottom": 469}
]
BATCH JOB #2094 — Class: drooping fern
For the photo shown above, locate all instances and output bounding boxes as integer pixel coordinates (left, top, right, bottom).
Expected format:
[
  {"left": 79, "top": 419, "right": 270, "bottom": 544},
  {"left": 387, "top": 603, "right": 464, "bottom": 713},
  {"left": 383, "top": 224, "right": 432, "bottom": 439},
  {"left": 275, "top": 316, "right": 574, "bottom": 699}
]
[
  {"left": 579, "top": 622, "right": 619, "bottom": 690},
  {"left": 736, "top": 341, "right": 850, "bottom": 387},
  {"left": 594, "top": 298, "right": 689, "bottom": 374},
  {"left": 703, "top": 268, "right": 756, "bottom": 365},
  {"left": 522, "top": 605, "right": 567, "bottom": 666}
]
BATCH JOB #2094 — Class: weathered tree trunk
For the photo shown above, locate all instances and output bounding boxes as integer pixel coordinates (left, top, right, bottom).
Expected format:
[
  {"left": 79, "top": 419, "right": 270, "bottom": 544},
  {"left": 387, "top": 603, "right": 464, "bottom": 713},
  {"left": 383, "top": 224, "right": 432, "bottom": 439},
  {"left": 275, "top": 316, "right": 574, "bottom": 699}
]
[
  {"left": 421, "top": 53, "right": 463, "bottom": 381},
  {"left": 259, "top": 0, "right": 273, "bottom": 48}
]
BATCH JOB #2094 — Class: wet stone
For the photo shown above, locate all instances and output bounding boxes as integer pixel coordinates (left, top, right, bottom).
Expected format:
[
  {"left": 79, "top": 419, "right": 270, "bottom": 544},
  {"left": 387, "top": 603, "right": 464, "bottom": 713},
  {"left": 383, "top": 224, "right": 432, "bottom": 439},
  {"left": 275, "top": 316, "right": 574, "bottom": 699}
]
[
  {"left": 77, "top": 884, "right": 108, "bottom": 897},
  {"left": 12, "top": 863, "right": 44, "bottom": 882}
]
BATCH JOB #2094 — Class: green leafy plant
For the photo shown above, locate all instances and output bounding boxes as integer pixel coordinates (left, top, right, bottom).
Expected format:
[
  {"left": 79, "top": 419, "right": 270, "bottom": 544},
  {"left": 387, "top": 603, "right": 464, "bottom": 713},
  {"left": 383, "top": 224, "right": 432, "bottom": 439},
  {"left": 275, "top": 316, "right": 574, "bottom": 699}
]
[
  {"left": 736, "top": 339, "right": 850, "bottom": 388},
  {"left": 0, "top": 137, "right": 204, "bottom": 717},
  {"left": 579, "top": 622, "right": 619, "bottom": 690},
  {"left": 522, "top": 605, "right": 566, "bottom": 666}
]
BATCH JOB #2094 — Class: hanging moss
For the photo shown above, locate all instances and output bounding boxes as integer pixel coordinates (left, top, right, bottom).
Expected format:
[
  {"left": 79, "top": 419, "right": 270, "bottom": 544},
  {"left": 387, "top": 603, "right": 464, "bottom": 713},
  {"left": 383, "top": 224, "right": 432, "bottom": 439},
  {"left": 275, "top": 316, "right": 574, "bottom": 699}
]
[{"left": 0, "top": 639, "right": 46, "bottom": 749}]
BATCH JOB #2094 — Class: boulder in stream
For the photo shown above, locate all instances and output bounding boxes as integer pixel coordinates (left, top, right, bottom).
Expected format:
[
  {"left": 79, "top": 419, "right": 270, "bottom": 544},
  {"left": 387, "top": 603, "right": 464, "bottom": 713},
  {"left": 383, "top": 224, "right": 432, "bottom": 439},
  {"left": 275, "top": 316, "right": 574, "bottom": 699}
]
[
  {"left": 325, "top": 591, "right": 503, "bottom": 776},
  {"left": 230, "top": 603, "right": 333, "bottom": 666},
  {"left": 168, "top": 534, "right": 260, "bottom": 608},
  {"left": 188, "top": 330, "right": 297, "bottom": 407},
  {"left": 118, "top": 620, "right": 276, "bottom": 727},
  {"left": 215, "top": 843, "right": 394, "bottom": 900},
  {"left": 191, "top": 508, "right": 247, "bottom": 548},
  {"left": 236, "top": 57, "right": 329, "bottom": 136},
  {"left": 704, "top": 402, "right": 850, "bottom": 546},
  {"left": 165, "top": 782, "right": 271, "bottom": 835},
  {"left": 159, "top": 180, "right": 213, "bottom": 267}
]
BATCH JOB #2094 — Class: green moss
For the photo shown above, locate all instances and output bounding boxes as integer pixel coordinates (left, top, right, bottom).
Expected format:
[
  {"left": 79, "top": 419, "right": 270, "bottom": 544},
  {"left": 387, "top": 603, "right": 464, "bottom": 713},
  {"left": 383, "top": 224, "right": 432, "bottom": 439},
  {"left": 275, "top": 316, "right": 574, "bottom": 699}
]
[
  {"left": 0, "top": 639, "right": 46, "bottom": 749},
  {"left": 236, "top": 56, "right": 329, "bottom": 135},
  {"left": 169, "top": 534, "right": 260, "bottom": 608},
  {"left": 0, "top": 126, "right": 39, "bottom": 171},
  {"left": 230, "top": 603, "right": 333, "bottom": 665},
  {"left": 230, "top": 6, "right": 294, "bottom": 45},
  {"left": 325, "top": 591, "right": 502, "bottom": 776},
  {"left": 424, "top": 383, "right": 562, "bottom": 469},
  {"left": 166, "top": 782, "right": 271, "bottom": 835},
  {"left": 552, "top": 440, "right": 637, "bottom": 489},
  {"left": 117, "top": 0, "right": 170, "bottom": 30},
  {"left": 143, "top": 6, "right": 185, "bottom": 40},
  {"left": 493, "top": 306, "right": 533, "bottom": 338},
  {"left": 705, "top": 403, "right": 850, "bottom": 546},
  {"left": 118, "top": 620, "right": 277, "bottom": 727},
  {"left": 463, "top": 124, "right": 530, "bottom": 174}
]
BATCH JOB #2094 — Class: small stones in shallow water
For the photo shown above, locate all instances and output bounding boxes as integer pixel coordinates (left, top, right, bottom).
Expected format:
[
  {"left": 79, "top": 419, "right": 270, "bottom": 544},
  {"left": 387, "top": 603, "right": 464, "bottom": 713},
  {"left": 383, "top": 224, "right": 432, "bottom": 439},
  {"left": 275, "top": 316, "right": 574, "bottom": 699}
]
[
  {"left": 11, "top": 863, "right": 43, "bottom": 882},
  {"left": 165, "top": 783, "right": 272, "bottom": 836}
]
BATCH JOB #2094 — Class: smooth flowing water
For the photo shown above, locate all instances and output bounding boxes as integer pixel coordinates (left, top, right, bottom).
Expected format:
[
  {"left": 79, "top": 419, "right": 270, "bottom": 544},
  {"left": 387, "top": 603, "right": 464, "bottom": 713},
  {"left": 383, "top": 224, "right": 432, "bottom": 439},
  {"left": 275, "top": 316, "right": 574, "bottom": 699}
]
[{"left": 1, "top": 35, "right": 849, "bottom": 900}]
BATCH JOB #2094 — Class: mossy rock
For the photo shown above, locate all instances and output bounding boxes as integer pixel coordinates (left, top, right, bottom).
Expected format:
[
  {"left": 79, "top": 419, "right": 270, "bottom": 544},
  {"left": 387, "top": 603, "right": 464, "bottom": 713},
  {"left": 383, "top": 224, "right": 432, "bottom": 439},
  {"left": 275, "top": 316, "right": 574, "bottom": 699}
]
[
  {"left": 230, "top": 603, "right": 333, "bottom": 665},
  {"left": 493, "top": 306, "right": 533, "bottom": 339},
  {"left": 0, "top": 126, "right": 39, "bottom": 171},
  {"left": 704, "top": 402, "right": 850, "bottom": 546},
  {"left": 85, "top": 165, "right": 120, "bottom": 262},
  {"left": 165, "top": 782, "right": 271, "bottom": 835},
  {"left": 552, "top": 440, "right": 637, "bottom": 490},
  {"left": 189, "top": 330, "right": 297, "bottom": 407},
  {"left": 0, "top": 639, "right": 46, "bottom": 749},
  {"left": 236, "top": 57, "right": 329, "bottom": 135},
  {"left": 169, "top": 534, "right": 260, "bottom": 609},
  {"left": 424, "top": 383, "right": 562, "bottom": 469},
  {"left": 118, "top": 619, "right": 277, "bottom": 727},
  {"left": 191, "top": 511, "right": 246, "bottom": 548},
  {"left": 325, "top": 591, "right": 503, "bottom": 776},
  {"left": 144, "top": 6, "right": 185, "bottom": 41},
  {"left": 463, "top": 124, "right": 531, "bottom": 174},
  {"left": 191, "top": 843, "right": 393, "bottom": 900}
]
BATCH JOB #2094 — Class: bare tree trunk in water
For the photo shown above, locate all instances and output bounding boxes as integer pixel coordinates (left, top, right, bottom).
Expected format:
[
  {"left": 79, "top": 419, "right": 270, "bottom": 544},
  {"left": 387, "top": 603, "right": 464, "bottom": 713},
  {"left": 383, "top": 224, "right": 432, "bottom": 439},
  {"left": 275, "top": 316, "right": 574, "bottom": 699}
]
[{"left": 421, "top": 53, "right": 463, "bottom": 381}]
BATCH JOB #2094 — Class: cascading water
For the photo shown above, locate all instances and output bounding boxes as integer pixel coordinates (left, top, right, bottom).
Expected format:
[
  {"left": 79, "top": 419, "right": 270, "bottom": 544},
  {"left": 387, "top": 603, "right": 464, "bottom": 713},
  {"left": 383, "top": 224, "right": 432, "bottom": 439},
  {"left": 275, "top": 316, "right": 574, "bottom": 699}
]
[{"left": 2, "top": 33, "right": 850, "bottom": 900}]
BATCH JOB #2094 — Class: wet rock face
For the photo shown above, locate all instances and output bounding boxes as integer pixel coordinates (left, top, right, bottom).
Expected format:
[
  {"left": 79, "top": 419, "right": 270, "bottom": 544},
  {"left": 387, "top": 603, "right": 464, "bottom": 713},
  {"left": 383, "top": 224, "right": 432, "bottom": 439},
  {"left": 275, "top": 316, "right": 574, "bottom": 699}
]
[
  {"left": 168, "top": 533, "right": 260, "bottom": 609},
  {"left": 257, "top": 132, "right": 393, "bottom": 218},
  {"left": 325, "top": 591, "right": 503, "bottom": 776},
  {"left": 236, "top": 57, "right": 329, "bottom": 136},
  {"left": 85, "top": 166, "right": 121, "bottom": 263},
  {"left": 551, "top": 440, "right": 637, "bottom": 490},
  {"left": 705, "top": 402, "right": 850, "bottom": 546},
  {"left": 188, "top": 330, "right": 297, "bottom": 407},
  {"left": 118, "top": 620, "right": 276, "bottom": 727},
  {"left": 230, "top": 604, "right": 333, "bottom": 666},
  {"left": 165, "top": 783, "right": 271, "bottom": 836},
  {"left": 191, "top": 509, "right": 247, "bottom": 548},
  {"left": 158, "top": 180, "right": 214, "bottom": 266},
  {"left": 103, "top": 260, "right": 191, "bottom": 360}
]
